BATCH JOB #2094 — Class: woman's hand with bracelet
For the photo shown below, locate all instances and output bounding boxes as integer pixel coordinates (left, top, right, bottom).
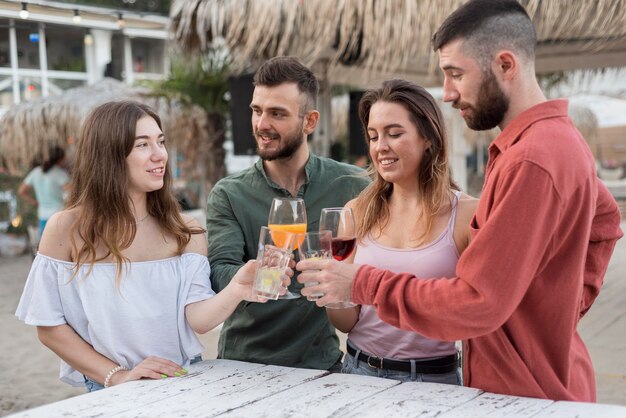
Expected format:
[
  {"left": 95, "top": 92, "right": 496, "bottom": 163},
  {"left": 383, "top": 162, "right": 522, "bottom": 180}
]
[{"left": 106, "top": 356, "right": 187, "bottom": 387}]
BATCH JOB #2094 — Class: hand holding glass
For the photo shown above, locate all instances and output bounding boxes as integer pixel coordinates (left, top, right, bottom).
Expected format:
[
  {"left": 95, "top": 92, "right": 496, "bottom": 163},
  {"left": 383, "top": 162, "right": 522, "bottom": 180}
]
[
  {"left": 252, "top": 226, "right": 295, "bottom": 300},
  {"left": 268, "top": 197, "right": 307, "bottom": 299},
  {"left": 319, "top": 207, "right": 357, "bottom": 309},
  {"left": 297, "top": 230, "right": 332, "bottom": 301}
]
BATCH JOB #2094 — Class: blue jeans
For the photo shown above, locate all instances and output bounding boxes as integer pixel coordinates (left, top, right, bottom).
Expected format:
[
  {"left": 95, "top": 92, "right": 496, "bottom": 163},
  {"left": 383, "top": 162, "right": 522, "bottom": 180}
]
[
  {"left": 341, "top": 352, "right": 462, "bottom": 385},
  {"left": 84, "top": 375, "right": 105, "bottom": 392},
  {"left": 327, "top": 358, "right": 343, "bottom": 373},
  {"left": 84, "top": 356, "right": 202, "bottom": 392}
]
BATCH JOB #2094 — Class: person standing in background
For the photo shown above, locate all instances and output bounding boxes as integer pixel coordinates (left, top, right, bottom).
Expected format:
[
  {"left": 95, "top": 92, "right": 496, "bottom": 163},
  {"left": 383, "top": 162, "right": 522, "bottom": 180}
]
[{"left": 18, "top": 146, "right": 69, "bottom": 236}]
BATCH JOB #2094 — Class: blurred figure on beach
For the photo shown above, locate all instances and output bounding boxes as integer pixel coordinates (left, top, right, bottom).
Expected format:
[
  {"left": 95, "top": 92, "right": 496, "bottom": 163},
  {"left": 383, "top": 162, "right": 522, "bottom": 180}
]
[
  {"left": 329, "top": 79, "right": 477, "bottom": 384},
  {"left": 206, "top": 56, "right": 369, "bottom": 371},
  {"left": 17, "top": 146, "right": 69, "bottom": 237},
  {"left": 298, "top": 0, "right": 622, "bottom": 401},
  {"left": 15, "top": 101, "right": 282, "bottom": 392},
  {"left": 0, "top": 156, "right": 9, "bottom": 175}
]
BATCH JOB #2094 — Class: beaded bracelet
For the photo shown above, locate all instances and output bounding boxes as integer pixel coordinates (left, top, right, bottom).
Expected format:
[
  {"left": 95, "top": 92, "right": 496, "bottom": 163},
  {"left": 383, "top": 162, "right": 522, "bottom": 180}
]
[{"left": 103, "top": 365, "right": 129, "bottom": 388}]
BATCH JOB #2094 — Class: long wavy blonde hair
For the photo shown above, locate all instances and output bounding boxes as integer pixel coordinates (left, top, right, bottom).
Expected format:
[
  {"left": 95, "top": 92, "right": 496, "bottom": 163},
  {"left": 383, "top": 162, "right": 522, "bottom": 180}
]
[
  {"left": 67, "top": 101, "right": 204, "bottom": 283},
  {"left": 352, "top": 79, "right": 458, "bottom": 246}
]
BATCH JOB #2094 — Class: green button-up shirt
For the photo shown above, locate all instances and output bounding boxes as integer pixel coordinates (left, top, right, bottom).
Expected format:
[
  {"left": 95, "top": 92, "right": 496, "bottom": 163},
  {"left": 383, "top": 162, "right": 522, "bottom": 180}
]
[{"left": 206, "top": 154, "right": 370, "bottom": 369}]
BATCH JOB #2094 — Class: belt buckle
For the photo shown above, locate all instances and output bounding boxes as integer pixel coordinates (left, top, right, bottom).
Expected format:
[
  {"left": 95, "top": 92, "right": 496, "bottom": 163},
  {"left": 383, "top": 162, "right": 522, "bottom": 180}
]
[{"left": 367, "top": 355, "right": 383, "bottom": 369}]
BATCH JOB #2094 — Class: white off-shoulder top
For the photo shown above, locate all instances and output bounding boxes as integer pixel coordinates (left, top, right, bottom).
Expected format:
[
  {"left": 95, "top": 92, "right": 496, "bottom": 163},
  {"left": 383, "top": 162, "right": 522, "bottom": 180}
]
[{"left": 15, "top": 253, "right": 215, "bottom": 386}]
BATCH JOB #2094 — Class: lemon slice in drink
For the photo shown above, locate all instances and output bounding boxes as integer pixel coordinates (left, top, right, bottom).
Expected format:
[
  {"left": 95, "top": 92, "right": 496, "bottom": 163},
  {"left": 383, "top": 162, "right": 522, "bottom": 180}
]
[{"left": 257, "top": 268, "right": 282, "bottom": 292}]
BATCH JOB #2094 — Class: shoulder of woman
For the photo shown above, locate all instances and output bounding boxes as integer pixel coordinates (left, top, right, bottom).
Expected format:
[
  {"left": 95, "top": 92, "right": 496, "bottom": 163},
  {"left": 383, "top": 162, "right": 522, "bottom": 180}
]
[
  {"left": 455, "top": 193, "right": 479, "bottom": 227},
  {"left": 180, "top": 214, "right": 208, "bottom": 256},
  {"left": 451, "top": 193, "right": 479, "bottom": 253},
  {"left": 344, "top": 198, "right": 358, "bottom": 210},
  {"left": 180, "top": 213, "right": 205, "bottom": 229},
  {"left": 457, "top": 192, "right": 479, "bottom": 209},
  {"left": 38, "top": 209, "right": 78, "bottom": 261}
]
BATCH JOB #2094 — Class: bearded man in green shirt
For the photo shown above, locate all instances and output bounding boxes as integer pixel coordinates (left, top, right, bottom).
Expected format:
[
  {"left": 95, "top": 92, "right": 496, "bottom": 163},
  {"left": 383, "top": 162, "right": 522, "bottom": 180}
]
[{"left": 206, "top": 56, "right": 370, "bottom": 370}]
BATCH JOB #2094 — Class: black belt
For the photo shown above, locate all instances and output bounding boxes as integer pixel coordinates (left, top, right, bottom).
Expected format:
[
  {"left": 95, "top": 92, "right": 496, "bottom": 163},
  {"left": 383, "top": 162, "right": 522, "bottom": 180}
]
[{"left": 346, "top": 342, "right": 459, "bottom": 374}]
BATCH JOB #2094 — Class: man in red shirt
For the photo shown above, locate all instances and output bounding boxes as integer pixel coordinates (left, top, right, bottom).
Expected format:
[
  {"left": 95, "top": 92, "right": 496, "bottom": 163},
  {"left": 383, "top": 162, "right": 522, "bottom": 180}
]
[{"left": 297, "top": 0, "right": 623, "bottom": 401}]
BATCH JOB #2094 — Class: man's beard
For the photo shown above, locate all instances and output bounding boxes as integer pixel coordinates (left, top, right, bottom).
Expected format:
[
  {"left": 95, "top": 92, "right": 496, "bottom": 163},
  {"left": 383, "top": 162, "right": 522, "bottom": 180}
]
[
  {"left": 255, "top": 126, "right": 305, "bottom": 161},
  {"left": 459, "top": 69, "right": 509, "bottom": 131}
]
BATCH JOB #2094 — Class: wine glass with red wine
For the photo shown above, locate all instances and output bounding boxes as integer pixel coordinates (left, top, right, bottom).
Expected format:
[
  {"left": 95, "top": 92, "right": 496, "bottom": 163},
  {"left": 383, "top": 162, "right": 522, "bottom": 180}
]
[
  {"left": 319, "top": 208, "right": 356, "bottom": 261},
  {"left": 319, "top": 207, "right": 357, "bottom": 309}
]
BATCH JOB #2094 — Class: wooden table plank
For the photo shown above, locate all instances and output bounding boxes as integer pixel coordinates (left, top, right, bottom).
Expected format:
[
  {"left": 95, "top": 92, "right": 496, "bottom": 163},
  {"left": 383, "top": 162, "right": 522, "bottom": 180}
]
[
  {"left": 114, "top": 364, "right": 328, "bottom": 417},
  {"left": 438, "top": 392, "right": 553, "bottom": 417},
  {"left": 8, "top": 360, "right": 626, "bottom": 417},
  {"left": 536, "top": 401, "right": 626, "bottom": 418},
  {"left": 335, "top": 382, "right": 484, "bottom": 417},
  {"left": 219, "top": 372, "right": 399, "bottom": 417},
  {"left": 10, "top": 360, "right": 263, "bottom": 418}
]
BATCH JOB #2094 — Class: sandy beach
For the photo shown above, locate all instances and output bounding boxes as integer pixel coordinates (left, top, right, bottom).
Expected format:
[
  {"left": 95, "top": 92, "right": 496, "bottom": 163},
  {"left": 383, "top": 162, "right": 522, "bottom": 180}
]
[{"left": 1, "top": 226, "right": 625, "bottom": 416}]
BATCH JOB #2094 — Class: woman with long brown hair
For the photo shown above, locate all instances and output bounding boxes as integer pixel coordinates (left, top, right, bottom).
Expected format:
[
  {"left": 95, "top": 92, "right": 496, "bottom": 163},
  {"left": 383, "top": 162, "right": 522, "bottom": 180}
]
[
  {"left": 16, "top": 101, "right": 281, "bottom": 392},
  {"left": 327, "top": 79, "right": 477, "bottom": 384}
]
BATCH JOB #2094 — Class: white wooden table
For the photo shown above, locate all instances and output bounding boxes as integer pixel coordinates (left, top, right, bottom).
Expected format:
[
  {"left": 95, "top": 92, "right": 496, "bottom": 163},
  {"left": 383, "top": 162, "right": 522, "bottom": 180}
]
[{"left": 10, "top": 360, "right": 626, "bottom": 417}]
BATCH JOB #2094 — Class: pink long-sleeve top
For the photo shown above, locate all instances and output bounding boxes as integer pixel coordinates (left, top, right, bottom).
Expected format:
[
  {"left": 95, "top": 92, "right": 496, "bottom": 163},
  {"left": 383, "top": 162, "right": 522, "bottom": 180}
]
[{"left": 353, "top": 100, "right": 623, "bottom": 401}]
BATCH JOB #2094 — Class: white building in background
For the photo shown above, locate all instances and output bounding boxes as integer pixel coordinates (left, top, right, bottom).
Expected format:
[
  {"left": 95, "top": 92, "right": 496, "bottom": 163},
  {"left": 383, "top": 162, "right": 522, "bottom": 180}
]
[{"left": 0, "top": 0, "right": 169, "bottom": 112}]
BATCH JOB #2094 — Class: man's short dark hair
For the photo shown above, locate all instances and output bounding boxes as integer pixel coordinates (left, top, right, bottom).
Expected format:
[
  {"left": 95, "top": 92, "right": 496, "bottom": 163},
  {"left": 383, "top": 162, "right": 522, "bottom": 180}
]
[
  {"left": 253, "top": 56, "right": 319, "bottom": 113},
  {"left": 432, "top": 0, "right": 536, "bottom": 68}
]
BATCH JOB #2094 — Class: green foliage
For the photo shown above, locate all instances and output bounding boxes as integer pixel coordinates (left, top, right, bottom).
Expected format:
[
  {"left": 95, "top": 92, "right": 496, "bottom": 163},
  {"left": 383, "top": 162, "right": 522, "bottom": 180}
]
[
  {"left": 148, "top": 54, "right": 230, "bottom": 115},
  {"left": 52, "top": 58, "right": 86, "bottom": 72}
]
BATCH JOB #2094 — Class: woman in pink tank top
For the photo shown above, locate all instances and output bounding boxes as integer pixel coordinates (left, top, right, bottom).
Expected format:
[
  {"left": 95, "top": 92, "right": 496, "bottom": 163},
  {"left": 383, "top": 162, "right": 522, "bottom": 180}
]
[{"left": 328, "top": 79, "right": 478, "bottom": 384}]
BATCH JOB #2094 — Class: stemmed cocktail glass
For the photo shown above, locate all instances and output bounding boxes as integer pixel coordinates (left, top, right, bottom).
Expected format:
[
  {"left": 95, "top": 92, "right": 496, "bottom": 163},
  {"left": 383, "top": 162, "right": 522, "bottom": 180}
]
[
  {"left": 319, "top": 207, "right": 356, "bottom": 262},
  {"left": 319, "top": 207, "right": 357, "bottom": 308},
  {"left": 268, "top": 197, "right": 307, "bottom": 299}
]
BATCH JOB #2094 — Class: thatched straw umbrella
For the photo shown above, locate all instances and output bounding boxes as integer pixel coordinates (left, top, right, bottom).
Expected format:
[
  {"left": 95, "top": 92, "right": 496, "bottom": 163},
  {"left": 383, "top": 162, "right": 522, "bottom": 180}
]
[
  {"left": 170, "top": 0, "right": 626, "bottom": 84},
  {"left": 170, "top": 0, "right": 625, "bottom": 190},
  {"left": 1, "top": 79, "right": 199, "bottom": 168},
  {"left": 170, "top": 0, "right": 626, "bottom": 152},
  {"left": 0, "top": 78, "right": 224, "bottom": 204}
]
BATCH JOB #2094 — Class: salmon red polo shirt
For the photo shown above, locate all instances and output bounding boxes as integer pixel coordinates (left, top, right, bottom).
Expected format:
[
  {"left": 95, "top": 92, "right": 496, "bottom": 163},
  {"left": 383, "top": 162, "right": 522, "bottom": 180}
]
[{"left": 352, "top": 100, "right": 623, "bottom": 401}]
